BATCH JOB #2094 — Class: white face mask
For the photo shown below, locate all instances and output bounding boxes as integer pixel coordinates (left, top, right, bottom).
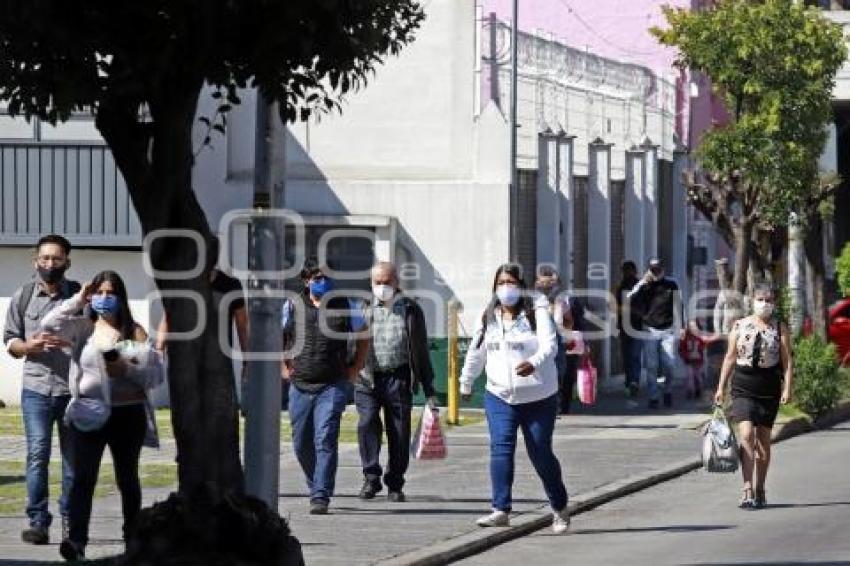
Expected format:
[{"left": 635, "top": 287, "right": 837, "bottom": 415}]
[
  {"left": 496, "top": 284, "right": 521, "bottom": 307},
  {"left": 753, "top": 299, "right": 774, "bottom": 319},
  {"left": 372, "top": 284, "right": 395, "bottom": 303}
]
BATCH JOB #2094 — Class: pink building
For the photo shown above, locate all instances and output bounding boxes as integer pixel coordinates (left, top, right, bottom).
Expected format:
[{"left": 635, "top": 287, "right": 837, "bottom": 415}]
[{"left": 482, "top": 0, "right": 727, "bottom": 149}]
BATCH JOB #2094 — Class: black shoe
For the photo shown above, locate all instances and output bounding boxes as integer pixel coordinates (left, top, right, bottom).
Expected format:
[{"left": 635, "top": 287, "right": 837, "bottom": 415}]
[
  {"left": 59, "top": 538, "right": 85, "bottom": 561},
  {"left": 648, "top": 399, "right": 660, "bottom": 410},
  {"left": 388, "top": 490, "right": 406, "bottom": 503},
  {"left": 309, "top": 500, "right": 329, "bottom": 515},
  {"left": 358, "top": 479, "right": 382, "bottom": 500},
  {"left": 663, "top": 393, "right": 673, "bottom": 408},
  {"left": 21, "top": 525, "right": 49, "bottom": 545}
]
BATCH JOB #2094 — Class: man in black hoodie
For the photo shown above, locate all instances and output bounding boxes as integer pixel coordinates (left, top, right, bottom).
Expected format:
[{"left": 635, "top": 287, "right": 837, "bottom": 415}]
[{"left": 627, "top": 258, "right": 684, "bottom": 409}]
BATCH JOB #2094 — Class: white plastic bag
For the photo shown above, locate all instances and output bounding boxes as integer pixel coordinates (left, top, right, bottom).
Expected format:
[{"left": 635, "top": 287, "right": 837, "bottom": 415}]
[{"left": 702, "top": 406, "right": 739, "bottom": 473}]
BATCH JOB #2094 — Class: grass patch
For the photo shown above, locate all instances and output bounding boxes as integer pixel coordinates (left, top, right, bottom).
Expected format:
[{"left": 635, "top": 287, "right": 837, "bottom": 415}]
[
  {"left": 777, "top": 403, "right": 811, "bottom": 423},
  {"left": 0, "top": 459, "right": 176, "bottom": 515},
  {"left": 0, "top": 407, "right": 483, "bottom": 445}
]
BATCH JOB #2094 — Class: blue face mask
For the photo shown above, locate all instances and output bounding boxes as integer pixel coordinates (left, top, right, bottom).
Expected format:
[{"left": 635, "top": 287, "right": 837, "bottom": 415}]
[
  {"left": 91, "top": 294, "right": 120, "bottom": 316},
  {"left": 308, "top": 277, "right": 334, "bottom": 298}
]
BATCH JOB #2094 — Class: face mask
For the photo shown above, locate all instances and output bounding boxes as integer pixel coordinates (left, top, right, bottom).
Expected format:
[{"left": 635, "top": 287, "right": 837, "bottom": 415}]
[
  {"left": 37, "top": 265, "right": 67, "bottom": 285},
  {"left": 496, "top": 284, "right": 521, "bottom": 307},
  {"left": 372, "top": 284, "right": 395, "bottom": 303},
  {"left": 753, "top": 299, "right": 774, "bottom": 319},
  {"left": 535, "top": 283, "right": 560, "bottom": 301},
  {"left": 308, "top": 277, "right": 334, "bottom": 298},
  {"left": 91, "top": 294, "right": 120, "bottom": 316}
]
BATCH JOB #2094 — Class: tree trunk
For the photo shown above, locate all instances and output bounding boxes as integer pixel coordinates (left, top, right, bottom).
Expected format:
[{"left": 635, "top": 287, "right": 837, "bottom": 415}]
[
  {"left": 97, "top": 93, "right": 244, "bottom": 496},
  {"left": 805, "top": 214, "right": 828, "bottom": 339},
  {"left": 732, "top": 221, "right": 753, "bottom": 297},
  {"left": 788, "top": 219, "right": 806, "bottom": 336}
]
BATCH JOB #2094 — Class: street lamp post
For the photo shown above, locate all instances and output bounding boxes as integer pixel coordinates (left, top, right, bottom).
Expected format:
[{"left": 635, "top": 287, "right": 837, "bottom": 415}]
[
  {"left": 244, "top": 95, "right": 285, "bottom": 509},
  {"left": 510, "top": 0, "right": 519, "bottom": 263}
]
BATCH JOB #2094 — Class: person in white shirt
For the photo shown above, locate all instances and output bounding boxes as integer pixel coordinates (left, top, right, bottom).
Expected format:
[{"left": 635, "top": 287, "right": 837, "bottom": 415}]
[{"left": 460, "top": 263, "right": 570, "bottom": 534}]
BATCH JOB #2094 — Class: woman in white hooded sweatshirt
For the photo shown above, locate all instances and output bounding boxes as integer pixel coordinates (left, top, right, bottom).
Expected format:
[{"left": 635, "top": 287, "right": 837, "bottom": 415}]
[{"left": 460, "top": 263, "right": 569, "bottom": 534}]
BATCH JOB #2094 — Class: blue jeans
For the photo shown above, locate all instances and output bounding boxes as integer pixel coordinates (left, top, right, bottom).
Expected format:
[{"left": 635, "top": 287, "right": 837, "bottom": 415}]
[
  {"left": 643, "top": 327, "right": 679, "bottom": 401},
  {"left": 484, "top": 392, "right": 568, "bottom": 513},
  {"left": 289, "top": 382, "right": 348, "bottom": 503},
  {"left": 21, "top": 389, "right": 73, "bottom": 528},
  {"left": 621, "top": 334, "right": 643, "bottom": 389}
]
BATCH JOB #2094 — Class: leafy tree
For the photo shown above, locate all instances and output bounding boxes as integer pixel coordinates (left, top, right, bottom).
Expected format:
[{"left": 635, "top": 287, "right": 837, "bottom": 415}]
[
  {"left": 653, "top": 0, "right": 846, "bottom": 295},
  {"left": 0, "top": 0, "right": 424, "bottom": 551},
  {"left": 838, "top": 241, "right": 850, "bottom": 298}
]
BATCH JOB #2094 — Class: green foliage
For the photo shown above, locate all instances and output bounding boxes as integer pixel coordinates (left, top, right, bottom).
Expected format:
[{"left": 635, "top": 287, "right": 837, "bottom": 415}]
[
  {"left": 793, "top": 334, "right": 842, "bottom": 417},
  {"left": 773, "top": 285, "right": 792, "bottom": 326},
  {"left": 652, "top": 0, "right": 847, "bottom": 226},
  {"left": 837, "top": 242, "right": 850, "bottom": 297},
  {"left": 0, "top": 1, "right": 425, "bottom": 125}
]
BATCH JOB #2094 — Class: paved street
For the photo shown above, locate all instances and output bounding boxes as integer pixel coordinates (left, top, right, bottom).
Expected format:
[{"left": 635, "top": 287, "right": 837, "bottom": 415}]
[
  {"left": 0, "top": 391, "right": 714, "bottom": 564},
  {"left": 461, "top": 421, "right": 850, "bottom": 566}
]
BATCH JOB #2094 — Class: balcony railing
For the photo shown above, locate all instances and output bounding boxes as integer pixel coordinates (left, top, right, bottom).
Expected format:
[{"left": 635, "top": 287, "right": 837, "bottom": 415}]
[{"left": 0, "top": 142, "right": 142, "bottom": 247}]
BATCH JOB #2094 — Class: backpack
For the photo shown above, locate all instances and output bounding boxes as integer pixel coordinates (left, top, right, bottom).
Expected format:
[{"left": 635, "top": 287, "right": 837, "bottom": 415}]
[{"left": 17, "top": 279, "right": 81, "bottom": 322}]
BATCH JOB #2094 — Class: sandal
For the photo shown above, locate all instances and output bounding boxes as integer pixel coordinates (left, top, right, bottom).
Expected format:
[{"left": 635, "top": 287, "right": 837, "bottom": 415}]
[
  {"left": 739, "top": 487, "right": 756, "bottom": 509},
  {"left": 754, "top": 488, "right": 766, "bottom": 509}
]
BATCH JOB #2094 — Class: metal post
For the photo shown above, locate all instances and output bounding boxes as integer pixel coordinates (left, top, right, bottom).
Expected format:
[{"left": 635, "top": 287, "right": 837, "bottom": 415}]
[
  {"left": 509, "top": 0, "right": 519, "bottom": 262},
  {"left": 244, "top": 95, "right": 284, "bottom": 509},
  {"left": 447, "top": 300, "right": 460, "bottom": 425}
]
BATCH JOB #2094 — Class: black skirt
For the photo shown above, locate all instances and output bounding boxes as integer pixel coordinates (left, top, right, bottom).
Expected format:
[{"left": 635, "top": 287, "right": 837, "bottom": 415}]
[{"left": 730, "top": 364, "right": 782, "bottom": 427}]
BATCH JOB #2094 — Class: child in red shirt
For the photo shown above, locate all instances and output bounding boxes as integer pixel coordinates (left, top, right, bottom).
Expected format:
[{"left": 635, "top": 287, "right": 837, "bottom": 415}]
[{"left": 680, "top": 321, "right": 706, "bottom": 399}]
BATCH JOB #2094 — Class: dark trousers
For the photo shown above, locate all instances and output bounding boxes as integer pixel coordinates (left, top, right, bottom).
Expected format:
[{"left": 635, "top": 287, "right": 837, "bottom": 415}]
[
  {"left": 67, "top": 404, "right": 146, "bottom": 547},
  {"left": 621, "top": 334, "right": 644, "bottom": 389},
  {"left": 355, "top": 367, "right": 413, "bottom": 492},
  {"left": 559, "top": 356, "right": 579, "bottom": 414}
]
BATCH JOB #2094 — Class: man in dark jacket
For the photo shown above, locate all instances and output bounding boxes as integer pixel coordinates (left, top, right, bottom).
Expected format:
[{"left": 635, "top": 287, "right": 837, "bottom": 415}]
[
  {"left": 356, "top": 262, "right": 435, "bottom": 502},
  {"left": 282, "top": 260, "right": 368, "bottom": 515},
  {"left": 627, "top": 258, "right": 684, "bottom": 409},
  {"left": 616, "top": 261, "right": 643, "bottom": 398}
]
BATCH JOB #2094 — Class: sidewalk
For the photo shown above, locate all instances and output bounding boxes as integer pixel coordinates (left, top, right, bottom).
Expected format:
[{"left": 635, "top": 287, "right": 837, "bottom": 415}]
[{"left": 0, "top": 391, "right": 714, "bottom": 564}]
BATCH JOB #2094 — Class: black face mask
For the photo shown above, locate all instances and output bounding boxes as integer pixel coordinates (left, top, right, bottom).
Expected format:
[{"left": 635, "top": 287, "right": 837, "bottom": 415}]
[
  {"left": 37, "top": 265, "right": 67, "bottom": 285},
  {"left": 535, "top": 284, "right": 560, "bottom": 300}
]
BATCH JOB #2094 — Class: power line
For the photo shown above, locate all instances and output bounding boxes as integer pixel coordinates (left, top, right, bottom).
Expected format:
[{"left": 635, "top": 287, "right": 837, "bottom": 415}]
[{"left": 554, "top": 0, "right": 661, "bottom": 59}]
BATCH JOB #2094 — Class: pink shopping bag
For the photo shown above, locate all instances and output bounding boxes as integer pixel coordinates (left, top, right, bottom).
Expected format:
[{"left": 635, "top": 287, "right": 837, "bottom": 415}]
[
  {"left": 577, "top": 354, "right": 597, "bottom": 405},
  {"left": 411, "top": 404, "right": 447, "bottom": 460}
]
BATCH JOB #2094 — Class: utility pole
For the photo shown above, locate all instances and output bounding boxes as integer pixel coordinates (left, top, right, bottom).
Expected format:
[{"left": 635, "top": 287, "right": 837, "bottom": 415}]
[
  {"left": 509, "top": 0, "right": 519, "bottom": 263},
  {"left": 244, "top": 95, "right": 285, "bottom": 509}
]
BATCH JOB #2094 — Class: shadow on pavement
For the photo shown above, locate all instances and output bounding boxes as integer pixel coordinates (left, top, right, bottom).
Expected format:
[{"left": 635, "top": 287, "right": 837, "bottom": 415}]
[
  {"left": 330, "top": 507, "right": 491, "bottom": 515},
  {"left": 764, "top": 501, "right": 850, "bottom": 509},
  {"left": 568, "top": 524, "right": 734, "bottom": 536},
  {"left": 686, "top": 563, "right": 850, "bottom": 566},
  {"left": 0, "top": 475, "right": 25, "bottom": 486}
]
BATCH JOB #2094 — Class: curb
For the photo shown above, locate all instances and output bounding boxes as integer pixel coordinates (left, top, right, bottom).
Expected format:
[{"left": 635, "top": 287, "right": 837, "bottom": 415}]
[{"left": 376, "top": 401, "right": 850, "bottom": 566}]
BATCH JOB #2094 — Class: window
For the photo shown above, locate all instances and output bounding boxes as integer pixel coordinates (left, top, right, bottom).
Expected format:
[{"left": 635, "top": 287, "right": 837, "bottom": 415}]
[{"left": 0, "top": 104, "right": 101, "bottom": 143}]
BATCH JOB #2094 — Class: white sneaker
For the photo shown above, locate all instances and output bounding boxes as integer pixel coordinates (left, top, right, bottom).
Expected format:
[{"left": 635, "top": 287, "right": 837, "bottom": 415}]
[
  {"left": 552, "top": 508, "right": 570, "bottom": 534},
  {"left": 476, "top": 510, "right": 510, "bottom": 527}
]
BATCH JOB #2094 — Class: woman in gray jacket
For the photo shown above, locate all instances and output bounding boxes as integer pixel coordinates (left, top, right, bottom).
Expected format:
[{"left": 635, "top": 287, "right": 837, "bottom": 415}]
[{"left": 40, "top": 271, "right": 163, "bottom": 561}]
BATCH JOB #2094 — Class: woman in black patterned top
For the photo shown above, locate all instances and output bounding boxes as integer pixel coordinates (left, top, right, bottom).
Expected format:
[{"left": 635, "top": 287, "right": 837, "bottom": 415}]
[{"left": 714, "top": 284, "right": 793, "bottom": 509}]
